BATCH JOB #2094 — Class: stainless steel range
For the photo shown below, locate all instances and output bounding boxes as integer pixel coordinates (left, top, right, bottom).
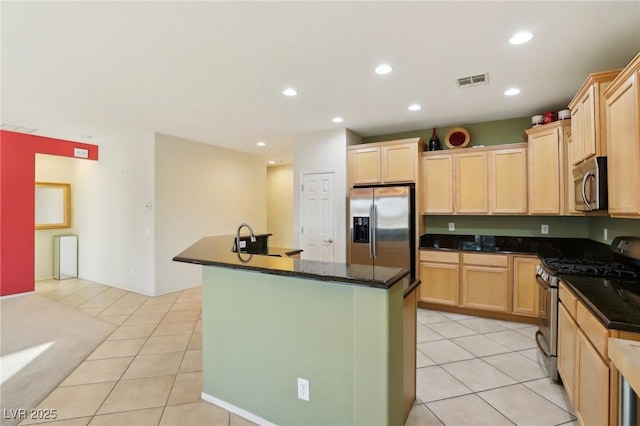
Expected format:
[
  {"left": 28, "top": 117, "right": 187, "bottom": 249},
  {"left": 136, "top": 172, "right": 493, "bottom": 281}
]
[{"left": 535, "top": 236, "right": 640, "bottom": 382}]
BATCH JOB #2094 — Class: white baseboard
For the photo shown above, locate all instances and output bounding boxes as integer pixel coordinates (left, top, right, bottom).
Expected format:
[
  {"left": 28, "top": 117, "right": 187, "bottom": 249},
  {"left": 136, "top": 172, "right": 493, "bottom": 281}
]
[
  {"left": 0, "top": 291, "right": 35, "bottom": 300},
  {"left": 201, "top": 392, "right": 278, "bottom": 426}
]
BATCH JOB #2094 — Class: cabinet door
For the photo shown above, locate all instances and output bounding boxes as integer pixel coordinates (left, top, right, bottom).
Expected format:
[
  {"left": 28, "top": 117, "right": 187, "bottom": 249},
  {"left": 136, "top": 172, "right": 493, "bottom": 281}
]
[
  {"left": 580, "top": 85, "right": 597, "bottom": 162},
  {"left": 461, "top": 265, "right": 509, "bottom": 312},
  {"left": 512, "top": 256, "right": 539, "bottom": 317},
  {"left": 383, "top": 144, "right": 416, "bottom": 183},
  {"left": 571, "top": 103, "right": 584, "bottom": 166},
  {"left": 456, "top": 151, "right": 489, "bottom": 214},
  {"left": 575, "top": 329, "right": 610, "bottom": 426},
  {"left": 418, "top": 262, "right": 459, "bottom": 305},
  {"left": 490, "top": 148, "right": 527, "bottom": 214},
  {"left": 572, "top": 86, "right": 597, "bottom": 165},
  {"left": 607, "top": 73, "right": 640, "bottom": 216},
  {"left": 528, "top": 128, "right": 562, "bottom": 214},
  {"left": 351, "top": 147, "right": 382, "bottom": 185},
  {"left": 557, "top": 302, "right": 577, "bottom": 405},
  {"left": 422, "top": 154, "right": 454, "bottom": 214}
]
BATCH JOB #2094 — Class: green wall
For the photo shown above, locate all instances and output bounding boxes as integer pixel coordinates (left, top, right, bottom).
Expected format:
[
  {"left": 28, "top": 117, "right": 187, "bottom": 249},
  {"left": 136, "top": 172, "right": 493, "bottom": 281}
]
[
  {"left": 201, "top": 267, "right": 404, "bottom": 426},
  {"left": 587, "top": 217, "right": 640, "bottom": 244},
  {"left": 424, "top": 215, "right": 589, "bottom": 238},
  {"left": 363, "top": 116, "right": 531, "bottom": 147},
  {"left": 423, "top": 215, "right": 639, "bottom": 242}
]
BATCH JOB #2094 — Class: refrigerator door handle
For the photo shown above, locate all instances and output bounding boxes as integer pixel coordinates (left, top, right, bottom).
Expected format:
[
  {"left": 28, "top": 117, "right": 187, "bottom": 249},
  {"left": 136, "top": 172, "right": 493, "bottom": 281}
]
[
  {"left": 368, "top": 205, "right": 374, "bottom": 260},
  {"left": 371, "top": 204, "right": 377, "bottom": 260}
]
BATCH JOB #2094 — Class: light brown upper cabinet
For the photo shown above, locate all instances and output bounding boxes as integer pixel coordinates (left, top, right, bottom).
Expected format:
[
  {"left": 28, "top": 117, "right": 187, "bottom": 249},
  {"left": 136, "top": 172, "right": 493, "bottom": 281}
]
[
  {"left": 421, "top": 143, "right": 527, "bottom": 215},
  {"left": 568, "top": 69, "right": 621, "bottom": 166},
  {"left": 490, "top": 146, "right": 527, "bottom": 214},
  {"left": 526, "top": 121, "right": 571, "bottom": 215},
  {"left": 349, "top": 146, "right": 381, "bottom": 185},
  {"left": 348, "top": 138, "right": 423, "bottom": 187},
  {"left": 603, "top": 52, "right": 640, "bottom": 217},
  {"left": 421, "top": 154, "right": 454, "bottom": 214},
  {"left": 456, "top": 151, "right": 489, "bottom": 214}
]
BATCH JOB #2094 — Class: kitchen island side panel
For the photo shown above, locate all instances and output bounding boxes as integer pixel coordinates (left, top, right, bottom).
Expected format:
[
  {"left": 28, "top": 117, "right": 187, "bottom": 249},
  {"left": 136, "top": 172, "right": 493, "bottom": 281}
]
[{"left": 201, "top": 266, "right": 403, "bottom": 426}]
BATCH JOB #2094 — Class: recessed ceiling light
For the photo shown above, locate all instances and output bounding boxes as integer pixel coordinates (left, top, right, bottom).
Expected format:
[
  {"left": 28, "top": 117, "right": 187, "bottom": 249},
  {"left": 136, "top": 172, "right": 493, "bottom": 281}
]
[
  {"left": 504, "top": 88, "right": 521, "bottom": 96},
  {"left": 282, "top": 88, "right": 298, "bottom": 96},
  {"left": 375, "top": 64, "right": 392, "bottom": 75},
  {"left": 408, "top": 104, "right": 422, "bottom": 111},
  {"left": 256, "top": 141, "right": 266, "bottom": 147},
  {"left": 268, "top": 160, "right": 276, "bottom": 165},
  {"left": 509, "top": 32, "right": 533, "bottom": 45},
  {"left": 332, "top": 117, "right": 344, "bottom": 123}
]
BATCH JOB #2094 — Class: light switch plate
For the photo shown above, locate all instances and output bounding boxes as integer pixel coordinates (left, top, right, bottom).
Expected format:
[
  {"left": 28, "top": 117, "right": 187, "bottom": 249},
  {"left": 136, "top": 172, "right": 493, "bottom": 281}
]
[
  {"left": 541, "top": 224, "right": 549, "bottom": 235},
  {"left": 448, "top": 222, "right": 455, "bottom": 231}
]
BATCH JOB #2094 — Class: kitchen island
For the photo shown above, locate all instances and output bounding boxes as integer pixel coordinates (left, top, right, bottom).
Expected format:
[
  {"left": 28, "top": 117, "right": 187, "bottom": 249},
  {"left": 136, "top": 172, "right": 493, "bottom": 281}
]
[{"left": 174, "top": 235, "right": 417, "bottom": 426}]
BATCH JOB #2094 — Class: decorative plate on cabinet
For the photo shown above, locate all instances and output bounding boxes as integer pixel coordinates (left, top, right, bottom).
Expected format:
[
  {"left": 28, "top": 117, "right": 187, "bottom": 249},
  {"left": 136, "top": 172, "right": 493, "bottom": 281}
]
[{"left": 445, "top": 128, "right": 470, "bottom": 149}]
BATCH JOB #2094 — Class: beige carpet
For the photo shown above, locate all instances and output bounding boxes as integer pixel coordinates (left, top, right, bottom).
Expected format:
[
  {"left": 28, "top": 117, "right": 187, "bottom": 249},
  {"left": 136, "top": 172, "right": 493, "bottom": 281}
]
[{"left": 0, "top": 294, "right": 116, "bottom": 426}]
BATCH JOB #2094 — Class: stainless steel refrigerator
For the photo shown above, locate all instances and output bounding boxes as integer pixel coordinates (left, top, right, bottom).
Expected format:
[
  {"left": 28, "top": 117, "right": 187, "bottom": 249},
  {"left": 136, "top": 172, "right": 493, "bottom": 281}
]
[{"left": 348, "top": 185, "right": 415, "bottom": 278}]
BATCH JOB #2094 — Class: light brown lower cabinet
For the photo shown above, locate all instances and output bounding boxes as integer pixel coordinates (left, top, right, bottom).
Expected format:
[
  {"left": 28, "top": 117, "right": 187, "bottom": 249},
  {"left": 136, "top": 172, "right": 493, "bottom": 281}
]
[
  {"left": 575, "top": 329, "right": 610, "bottom": 426},
  {"left": 418, "top": 250, "right": 537, "bottom": 319},
  {"left": 558, "top": 283, "right": 611, "bottom": 426},
  {"left": 461, "top": 264, "right": 510, "bottom": 312},
  {"left": 418, "top": 251, "right": 460, "bottom": 305},
  {"left": 511, "top": 256, "right": 539, "bottom": 317},
  {"left": 557, "top": 302, "right": 577, "bottom": 405},
  {"left": 460, "top": 253, "right": 509, "bottom": 313}
]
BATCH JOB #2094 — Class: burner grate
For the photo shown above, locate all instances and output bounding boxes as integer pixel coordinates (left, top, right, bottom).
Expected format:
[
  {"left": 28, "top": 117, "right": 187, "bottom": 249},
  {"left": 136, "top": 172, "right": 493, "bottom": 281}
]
[{"left": 545, "top": 258, "right": 638, "bottom": 280}]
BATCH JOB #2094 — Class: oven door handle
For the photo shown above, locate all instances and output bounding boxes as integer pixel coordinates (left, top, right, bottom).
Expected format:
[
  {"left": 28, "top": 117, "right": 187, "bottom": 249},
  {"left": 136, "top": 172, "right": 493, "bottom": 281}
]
[
  {"left": 535, "top": 330, "right": 551, "bottom": 358},
  {"left": 536, "top": 274, "right": 551, "bottom": 291}
]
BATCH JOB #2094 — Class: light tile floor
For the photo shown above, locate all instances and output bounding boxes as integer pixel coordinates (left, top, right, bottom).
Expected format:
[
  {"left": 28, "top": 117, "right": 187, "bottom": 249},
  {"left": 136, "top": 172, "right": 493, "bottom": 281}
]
[
  {"left": 24, "top": 278, "right": 254, "bottom": 426},
  {"left": 25, "top": 278, "right": 578, "bottom": 425},
  {"left": 406, "top": 309, "right": 578, "bottom": 426}
]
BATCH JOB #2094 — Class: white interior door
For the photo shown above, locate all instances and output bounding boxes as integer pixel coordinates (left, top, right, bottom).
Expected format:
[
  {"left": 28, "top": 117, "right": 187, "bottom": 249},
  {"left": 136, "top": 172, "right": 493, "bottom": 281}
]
[{"left": 300, "top": 172, "right": 335, "bottom": 262}]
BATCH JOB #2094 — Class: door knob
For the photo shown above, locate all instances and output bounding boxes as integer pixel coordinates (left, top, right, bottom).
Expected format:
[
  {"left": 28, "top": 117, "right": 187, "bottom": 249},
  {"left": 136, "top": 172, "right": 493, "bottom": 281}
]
[{"left": 323, "top": 239, "right": 334, "bottom": 243}]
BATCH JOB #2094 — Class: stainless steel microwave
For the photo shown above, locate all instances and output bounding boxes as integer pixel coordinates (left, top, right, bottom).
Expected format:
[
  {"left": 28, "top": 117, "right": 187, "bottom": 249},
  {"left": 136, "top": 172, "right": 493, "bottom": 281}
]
[{"left": 573, "top": 157, "right": 608, "bottom": 212}]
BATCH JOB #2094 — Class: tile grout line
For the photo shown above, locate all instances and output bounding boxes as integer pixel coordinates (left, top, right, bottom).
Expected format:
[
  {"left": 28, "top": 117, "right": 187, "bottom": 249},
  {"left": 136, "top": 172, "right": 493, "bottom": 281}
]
[
  {"left": 34, "top": 280, "right": 203, "bottom": 425},
  {"left": 414, "top": 311, "right": 577, "bottom": 425},
  {"left": 88, "top": 289, "right": 184, "bottom": 424}
]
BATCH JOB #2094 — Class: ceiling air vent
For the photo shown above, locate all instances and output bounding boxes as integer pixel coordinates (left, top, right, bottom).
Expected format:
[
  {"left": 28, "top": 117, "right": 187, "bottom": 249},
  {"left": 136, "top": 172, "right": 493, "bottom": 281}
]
[{"left": 456, "top": 73, "right": 489, "bottom": 88}]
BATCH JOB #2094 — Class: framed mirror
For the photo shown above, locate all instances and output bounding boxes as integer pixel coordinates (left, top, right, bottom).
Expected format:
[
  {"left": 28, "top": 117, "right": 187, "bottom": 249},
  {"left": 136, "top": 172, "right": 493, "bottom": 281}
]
[{"left": 35, "top": 182, "right": 71, "bottom": 229}]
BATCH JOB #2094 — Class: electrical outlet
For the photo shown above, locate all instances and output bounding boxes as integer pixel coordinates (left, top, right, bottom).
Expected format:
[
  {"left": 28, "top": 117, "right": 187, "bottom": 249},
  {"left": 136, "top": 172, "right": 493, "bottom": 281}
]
[
  {"left": 298, "top": 378, "right": 310, "bottom": 401},
  {"left": 604, "top": 228, "right": 608, "bottom": 240},
  {"left": 448, "top": 222, "right": 455, "bottom": 231},
  {"left": 541, "top": 224, "right": 549, "bottom": 235},
  {"left": 239, "top": 240, "right": 246, "bottom": 249}
]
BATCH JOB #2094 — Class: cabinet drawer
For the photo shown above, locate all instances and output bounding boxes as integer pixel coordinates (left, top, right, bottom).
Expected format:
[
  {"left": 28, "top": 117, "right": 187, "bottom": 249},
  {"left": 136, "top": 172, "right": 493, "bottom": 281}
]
[
  {"left": 576, "top": 302, "right": 609, "bottom": 359},
  {"left": 420, "top": 250, "right": 459, "bottom": 264},
  {"left": 559, "top": 282, "right": 578, "bottom": 319},
  {"left": 462, "top": 253, "right": 508, "bottom": 267}
]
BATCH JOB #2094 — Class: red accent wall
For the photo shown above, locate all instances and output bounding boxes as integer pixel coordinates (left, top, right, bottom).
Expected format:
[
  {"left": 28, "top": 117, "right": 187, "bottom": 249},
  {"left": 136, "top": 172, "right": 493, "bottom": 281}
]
[{"left": 0, "top": 130, "right": 99, "bottom": 296}]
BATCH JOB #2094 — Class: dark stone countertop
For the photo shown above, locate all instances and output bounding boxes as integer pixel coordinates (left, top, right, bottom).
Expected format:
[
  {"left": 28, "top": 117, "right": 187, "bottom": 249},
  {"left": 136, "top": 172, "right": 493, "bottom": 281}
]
[
  {"left": 420, "top": 233, "right": 640, "bottom": 332},
  {"left": 560, "top": 275, "right": 640, "bottom": 333},
  {"left": 419, "top": 233, "right": 613, "bottom": 259},
  {"left": 173, "top": 235, "right": 410, "bottom": 290}
]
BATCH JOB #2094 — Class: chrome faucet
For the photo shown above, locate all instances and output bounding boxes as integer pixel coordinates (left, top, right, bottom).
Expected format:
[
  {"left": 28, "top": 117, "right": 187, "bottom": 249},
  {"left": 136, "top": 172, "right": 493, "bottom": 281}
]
[{"left": 235, "top": 223, "right": 256, "bottom": 252}]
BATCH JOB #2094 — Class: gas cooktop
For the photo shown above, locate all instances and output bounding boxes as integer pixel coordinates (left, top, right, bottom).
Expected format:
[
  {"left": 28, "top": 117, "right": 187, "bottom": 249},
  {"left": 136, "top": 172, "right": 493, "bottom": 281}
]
[{"left": 543, "top": 257, "right": 639, "bottom": 280}]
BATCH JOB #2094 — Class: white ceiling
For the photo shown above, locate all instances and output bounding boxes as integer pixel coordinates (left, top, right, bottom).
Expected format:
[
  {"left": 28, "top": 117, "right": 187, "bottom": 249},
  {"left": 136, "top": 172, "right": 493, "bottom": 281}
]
[{"left": 2, "top": 1, "right": 639, "bottom": 164}]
